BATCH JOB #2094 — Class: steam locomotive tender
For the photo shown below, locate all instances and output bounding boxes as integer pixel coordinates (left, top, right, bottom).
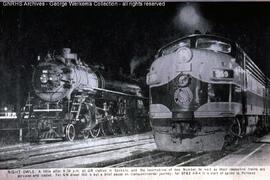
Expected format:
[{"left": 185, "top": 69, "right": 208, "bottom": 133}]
[
  {"left": 147, "top": 34, "right": 270, "bottom": 152},
  {"left": 23, "top": 48, "right": 148, "bottom": 141}
]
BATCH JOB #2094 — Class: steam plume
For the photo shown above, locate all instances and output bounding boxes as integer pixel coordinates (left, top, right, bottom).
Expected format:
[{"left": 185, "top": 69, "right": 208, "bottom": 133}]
[
  {"left": 129, "top": 53, "right": 150, "bottom": 75},
  {"left": 173, "top": 5, "right": 212, "bottom": 34}
]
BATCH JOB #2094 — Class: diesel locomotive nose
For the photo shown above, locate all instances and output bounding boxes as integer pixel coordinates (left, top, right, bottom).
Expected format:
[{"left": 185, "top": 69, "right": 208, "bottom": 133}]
[{"left": 148, "top": 34, "right": 246, "bottom": 152}]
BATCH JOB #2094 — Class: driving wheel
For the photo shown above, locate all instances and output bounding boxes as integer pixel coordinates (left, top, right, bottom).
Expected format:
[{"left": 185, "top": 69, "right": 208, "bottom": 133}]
[
  {"left": 65, "top": 124, "right": 76, "bottom": 141},
  {"left": 89, "top": 125, "right": 101, "bottom": 138}
]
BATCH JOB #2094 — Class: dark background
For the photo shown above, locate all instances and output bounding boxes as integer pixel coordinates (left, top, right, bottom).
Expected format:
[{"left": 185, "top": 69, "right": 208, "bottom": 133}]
[{"left": 1, "top": 2, "right": 270, "bottom": 109}]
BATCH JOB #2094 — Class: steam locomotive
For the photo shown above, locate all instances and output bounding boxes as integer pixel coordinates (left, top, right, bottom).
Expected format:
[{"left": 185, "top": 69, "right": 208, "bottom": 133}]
[
  {"left": 147, "top": 34, "right": 270, "bottom": 152},
  {"left": 22, "top": 48, "right": 149, "bottom": 141}
]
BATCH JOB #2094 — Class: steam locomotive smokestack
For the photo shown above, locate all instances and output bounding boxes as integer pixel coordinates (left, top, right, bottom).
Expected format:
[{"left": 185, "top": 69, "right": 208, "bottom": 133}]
[
  {"left": 62, "top": 48, "right": 70, "bottom": 54},
  {"left": 62, "top": 48, "right": 71, "bottom": 58},
  {"left": 61, "top": 48, "right": 78, "bottom": 61}
]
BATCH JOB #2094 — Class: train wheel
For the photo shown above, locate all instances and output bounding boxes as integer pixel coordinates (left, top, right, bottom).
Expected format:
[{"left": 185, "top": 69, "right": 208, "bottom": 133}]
[
  {"left": 108, "top": 120, "right": 120, "bottom": 135},
  {"left": 119, "top": 119, "right": 129, "bottom": 135},
  {"left": 65, "top": 124, "right": 76, "bottom": 141},
  {"left": 82, "top": 130, "right": 90, "bottom": 139},
  {"left": 135, "top": 117, "right": 147, "bottom": 133},
  {"left": 89, "top": 125, "right": 101, "bottom": 138},
  {"left": 226, "top": 118, "right": 242, "bottom": 146},
  {"left": 230, "top": 118, "right": 242, "bottom": 137},
  {"left": 100, "top": 122, "right": 110, "bottom": 136}
]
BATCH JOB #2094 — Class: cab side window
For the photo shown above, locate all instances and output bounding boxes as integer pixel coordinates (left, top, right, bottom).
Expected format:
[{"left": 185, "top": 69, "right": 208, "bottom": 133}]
[{"left": 236, "top": 47, "right": 244, "bottom": 68}]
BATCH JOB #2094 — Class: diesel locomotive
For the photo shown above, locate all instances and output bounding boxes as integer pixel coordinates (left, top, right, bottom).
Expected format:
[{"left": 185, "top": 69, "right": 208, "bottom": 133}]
[
  {"left": 147, "top": 34, "right": 270, "bottom": 152},
  {"left": 22, "top": 48, "right": 149, "bottom": 141}
]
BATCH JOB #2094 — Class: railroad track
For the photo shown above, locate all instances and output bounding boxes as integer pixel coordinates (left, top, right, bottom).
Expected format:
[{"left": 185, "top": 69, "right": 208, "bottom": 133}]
[
  {"left": 106, "top": 151, "right": 226, "bottom": 167},
  {"left": 0, "top": 132, "right": 156, "bottom": 169},
  {"left": 106, "top": 136, "right": 259, "bottom": 167},
  {"left": 0, "top": 132, "right": 258, "bottom": 169}
]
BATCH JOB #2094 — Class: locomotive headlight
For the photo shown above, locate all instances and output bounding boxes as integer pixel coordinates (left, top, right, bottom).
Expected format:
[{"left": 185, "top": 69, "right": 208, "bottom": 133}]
[
  {"left": 178, "top": 74, "right": 190, "bottom": 87},
  {"left": 40, "top": 73, "right": 48, "bottom": 83},
  {"left": 177, "top": 47, "right": 192, "bottom": 63},
  {"left": 212, "top": 69, "right": 234, "bottom": 79}
]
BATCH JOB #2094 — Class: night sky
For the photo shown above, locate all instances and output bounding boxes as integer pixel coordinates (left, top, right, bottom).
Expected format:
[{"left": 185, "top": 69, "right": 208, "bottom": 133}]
[{"left": 1, "top": 2, "right": 270, "bottom": 108}]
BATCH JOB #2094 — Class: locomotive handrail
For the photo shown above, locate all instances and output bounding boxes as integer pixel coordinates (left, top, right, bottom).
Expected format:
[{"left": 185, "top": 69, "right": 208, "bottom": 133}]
[
  {"left": 245, "top": 59, "right": 265, "bottom": 79},
  {"left": 245, "top": 61, "right": 266, "bottom": 86},
  {"left": 93, "top": 87, "right": 148, "bottom": 100},
  {"left": 245, "top": 54, "right": 265, "bottom": 76}
]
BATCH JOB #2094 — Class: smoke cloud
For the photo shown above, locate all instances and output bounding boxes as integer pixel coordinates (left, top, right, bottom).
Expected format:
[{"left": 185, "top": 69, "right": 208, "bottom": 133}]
[
  {"left": 129, "top": 54, "right": 150, "bottom": 75},
  {"left": 173, "top": 5, "right": 212, "bottom": 34}
]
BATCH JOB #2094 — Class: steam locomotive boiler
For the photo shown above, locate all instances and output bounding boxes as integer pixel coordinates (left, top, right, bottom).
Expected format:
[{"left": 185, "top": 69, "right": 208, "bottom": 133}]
[
  {"left": 147, "top": 34, "right": 270, "bottom": 152},
  {"left": 23, "top": 48, "right": 149, "bottom": 141}
]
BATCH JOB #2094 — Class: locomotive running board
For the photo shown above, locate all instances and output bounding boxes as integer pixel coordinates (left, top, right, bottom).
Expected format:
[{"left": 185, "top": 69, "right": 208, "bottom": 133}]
[
  {"left": 39, "top": 138, "right": 63, "bottom": 142},
  {"left": 33, "top": 109, "right": 63, "bottom": 112}
]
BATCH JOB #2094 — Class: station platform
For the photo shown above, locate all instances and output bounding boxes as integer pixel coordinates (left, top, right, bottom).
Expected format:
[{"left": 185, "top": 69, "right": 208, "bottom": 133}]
[{"left": 210, "top": 134, "right": 270, "bottom": 166}]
